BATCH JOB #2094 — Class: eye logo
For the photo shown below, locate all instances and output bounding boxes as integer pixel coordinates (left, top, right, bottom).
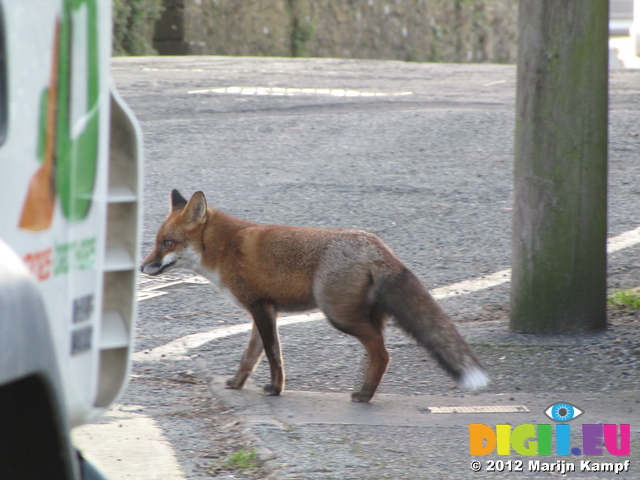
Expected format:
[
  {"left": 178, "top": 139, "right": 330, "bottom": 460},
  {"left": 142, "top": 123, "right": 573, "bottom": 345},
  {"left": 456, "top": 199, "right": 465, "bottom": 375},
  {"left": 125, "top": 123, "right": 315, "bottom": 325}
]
[{"left": 544, "top": 402, "right": 584, "bottom": 422}]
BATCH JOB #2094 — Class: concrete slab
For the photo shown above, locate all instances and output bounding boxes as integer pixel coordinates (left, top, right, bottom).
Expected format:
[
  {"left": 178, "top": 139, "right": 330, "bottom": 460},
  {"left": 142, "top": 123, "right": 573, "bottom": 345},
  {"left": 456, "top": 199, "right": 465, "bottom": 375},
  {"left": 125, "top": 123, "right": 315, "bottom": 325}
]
[{"left": 209, "top": 375, "right": 640, "bottom": 430}]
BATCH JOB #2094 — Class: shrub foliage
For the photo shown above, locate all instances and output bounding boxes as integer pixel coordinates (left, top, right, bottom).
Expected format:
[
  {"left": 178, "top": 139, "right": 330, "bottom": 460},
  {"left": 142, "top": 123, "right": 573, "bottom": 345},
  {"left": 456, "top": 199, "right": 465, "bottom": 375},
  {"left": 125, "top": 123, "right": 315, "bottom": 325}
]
[{"left": 113, "top": 0, "right": 164, "bottom": 56}]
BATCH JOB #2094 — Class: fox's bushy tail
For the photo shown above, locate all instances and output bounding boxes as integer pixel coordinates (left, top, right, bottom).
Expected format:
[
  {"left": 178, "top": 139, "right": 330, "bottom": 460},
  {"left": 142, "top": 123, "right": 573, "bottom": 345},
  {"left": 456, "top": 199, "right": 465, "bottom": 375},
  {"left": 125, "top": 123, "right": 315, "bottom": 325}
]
[{"left": 376, "top": 268, "right": 489, "bottom": 390}]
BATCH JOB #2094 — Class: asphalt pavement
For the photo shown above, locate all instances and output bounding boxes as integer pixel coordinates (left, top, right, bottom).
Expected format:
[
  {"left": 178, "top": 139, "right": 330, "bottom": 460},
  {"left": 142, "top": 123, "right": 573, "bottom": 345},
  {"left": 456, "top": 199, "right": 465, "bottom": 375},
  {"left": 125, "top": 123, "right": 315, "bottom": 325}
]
[{"left": 73, "top": 56, "right": 640, "bottom": 479}]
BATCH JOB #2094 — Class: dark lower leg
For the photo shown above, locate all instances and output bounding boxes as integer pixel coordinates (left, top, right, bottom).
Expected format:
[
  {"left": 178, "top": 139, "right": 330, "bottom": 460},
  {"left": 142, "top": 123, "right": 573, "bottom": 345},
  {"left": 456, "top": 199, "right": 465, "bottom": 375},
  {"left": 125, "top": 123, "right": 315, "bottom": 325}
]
[
  {"left": 226, "top": 323, "right": 264, "bottom": 389},
  {"left": 351, "top": 335, "right": 389, "bottom": 402},
  {"left": 251, "top": 303, "right": 284, "bottom": 396}
]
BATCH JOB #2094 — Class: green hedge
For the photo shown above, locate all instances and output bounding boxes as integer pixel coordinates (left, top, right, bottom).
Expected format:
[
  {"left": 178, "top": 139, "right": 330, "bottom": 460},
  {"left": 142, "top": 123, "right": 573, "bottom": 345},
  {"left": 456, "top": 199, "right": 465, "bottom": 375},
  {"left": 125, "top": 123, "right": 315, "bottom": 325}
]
[
  {"left": 112, "top": 0, "right": 517, "bottom": 63},
  {"left": 113, "top": 0, "right": 164, "bottom": 56}
]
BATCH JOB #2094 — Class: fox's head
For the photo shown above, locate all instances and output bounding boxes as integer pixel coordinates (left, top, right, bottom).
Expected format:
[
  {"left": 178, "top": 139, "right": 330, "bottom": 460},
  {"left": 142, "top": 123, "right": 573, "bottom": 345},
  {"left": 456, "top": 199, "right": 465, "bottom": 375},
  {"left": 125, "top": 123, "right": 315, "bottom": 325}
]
[{"left": 140, "top": 190, "right": 208, "bottom": 276}]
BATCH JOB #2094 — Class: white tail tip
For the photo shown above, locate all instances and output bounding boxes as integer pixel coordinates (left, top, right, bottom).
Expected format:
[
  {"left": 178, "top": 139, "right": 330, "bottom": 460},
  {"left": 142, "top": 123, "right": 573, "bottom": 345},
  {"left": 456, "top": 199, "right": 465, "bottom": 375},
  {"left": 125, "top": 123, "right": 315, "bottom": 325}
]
[{"left": 459, "top": 367, "right": 489, "bottom": 390}]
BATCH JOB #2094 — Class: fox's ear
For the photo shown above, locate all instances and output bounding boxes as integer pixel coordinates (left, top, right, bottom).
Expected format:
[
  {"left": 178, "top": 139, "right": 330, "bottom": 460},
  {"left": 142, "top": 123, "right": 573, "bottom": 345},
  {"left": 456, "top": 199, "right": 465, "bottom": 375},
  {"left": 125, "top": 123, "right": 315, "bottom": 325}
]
[
  {"left": 183, "top": 191, "right": 207, "bottom": 226},
  {"left": 170, "top": 189, "right": 188, "bottom": 211}
]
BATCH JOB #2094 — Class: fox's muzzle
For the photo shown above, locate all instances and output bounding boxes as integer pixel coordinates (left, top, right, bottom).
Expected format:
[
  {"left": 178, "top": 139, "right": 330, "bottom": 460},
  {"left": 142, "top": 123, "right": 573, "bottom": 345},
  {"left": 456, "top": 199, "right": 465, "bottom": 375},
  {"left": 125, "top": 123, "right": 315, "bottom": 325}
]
[{"left": 140, "top": 251, "right": 176, "bottom": 276}]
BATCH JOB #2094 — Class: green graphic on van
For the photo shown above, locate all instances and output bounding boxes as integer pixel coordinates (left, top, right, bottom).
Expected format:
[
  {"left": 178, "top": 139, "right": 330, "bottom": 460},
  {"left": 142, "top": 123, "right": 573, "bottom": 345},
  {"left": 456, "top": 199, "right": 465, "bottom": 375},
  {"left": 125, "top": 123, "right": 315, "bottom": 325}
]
[{"left": 19, "top": 0, "right": 99, "bottom": 231}]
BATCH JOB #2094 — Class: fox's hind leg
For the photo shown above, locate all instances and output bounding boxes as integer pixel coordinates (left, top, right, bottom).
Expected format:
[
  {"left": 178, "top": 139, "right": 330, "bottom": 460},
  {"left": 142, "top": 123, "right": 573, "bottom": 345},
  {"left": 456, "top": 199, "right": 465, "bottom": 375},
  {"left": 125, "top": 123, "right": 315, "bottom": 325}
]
[
  {"left": 329, "top": 310, "right": 389, "bottom": 402},
  {"left": 317, "top": 278, "right": 389, "bottom": 402},
  {"left": 225, "top": 322, "right": 264, "bottom": 390},
  {"left": 315, "top": 252, "right": 391, "bottom": 402}
]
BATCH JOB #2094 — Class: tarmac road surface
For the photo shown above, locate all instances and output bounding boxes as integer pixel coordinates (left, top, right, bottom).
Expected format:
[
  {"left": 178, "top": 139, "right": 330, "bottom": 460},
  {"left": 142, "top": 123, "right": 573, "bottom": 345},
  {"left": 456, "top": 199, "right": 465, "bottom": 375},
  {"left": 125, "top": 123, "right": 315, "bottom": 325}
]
[{"left": 74, "top": 56, "right": 640, "bottom": 479}]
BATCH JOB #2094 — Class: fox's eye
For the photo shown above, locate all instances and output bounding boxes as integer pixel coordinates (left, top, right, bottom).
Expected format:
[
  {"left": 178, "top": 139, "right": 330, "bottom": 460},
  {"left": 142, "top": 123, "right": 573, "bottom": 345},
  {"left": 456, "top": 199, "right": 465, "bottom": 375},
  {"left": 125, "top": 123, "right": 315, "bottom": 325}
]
[{"left": 161, "top": 240, "right": 173, "bottom": 249}]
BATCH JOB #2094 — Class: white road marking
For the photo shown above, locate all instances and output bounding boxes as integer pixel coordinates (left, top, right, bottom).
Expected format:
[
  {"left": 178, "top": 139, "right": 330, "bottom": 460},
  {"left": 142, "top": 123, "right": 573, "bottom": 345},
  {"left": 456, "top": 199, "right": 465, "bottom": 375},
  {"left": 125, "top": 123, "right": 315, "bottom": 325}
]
[
  {"left": 135, "top": 226, "right": 640, "bottom": 362},
  {"left": 431, "top": 268, "right": 512, "bottom": 299},
  {"left": 187, "top": 86, "right": 413, "bottom": 97},
  {"left": 607, "top": 225, "right": 640, "bottom": 253},
  {"left": 431, "top": 225, "right": 640, "bottom": 299},
  {"left": 132, "top": 312, "right": 324, "bottom": 361},
  {"left": 142, "top": 67, "right": 205, "bottom": 72},
  {"left": 138, "top": 272, "right": 209, "bottom": 301}
]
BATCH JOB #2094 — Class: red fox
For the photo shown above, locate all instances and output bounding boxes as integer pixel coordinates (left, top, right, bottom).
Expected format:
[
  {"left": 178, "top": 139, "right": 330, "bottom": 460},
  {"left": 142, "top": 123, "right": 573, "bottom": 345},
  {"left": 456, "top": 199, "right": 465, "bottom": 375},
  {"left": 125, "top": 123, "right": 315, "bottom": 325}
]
[{"left": 141, "top": 190, "right": 489, "bottom": 402}]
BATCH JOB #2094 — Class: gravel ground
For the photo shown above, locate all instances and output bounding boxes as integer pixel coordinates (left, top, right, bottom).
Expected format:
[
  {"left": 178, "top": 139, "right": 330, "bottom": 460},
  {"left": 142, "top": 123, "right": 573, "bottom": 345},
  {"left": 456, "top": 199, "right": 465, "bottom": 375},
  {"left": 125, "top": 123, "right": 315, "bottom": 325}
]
[{"left": 111, "top": 57, "right": 640, "bottom": 479}]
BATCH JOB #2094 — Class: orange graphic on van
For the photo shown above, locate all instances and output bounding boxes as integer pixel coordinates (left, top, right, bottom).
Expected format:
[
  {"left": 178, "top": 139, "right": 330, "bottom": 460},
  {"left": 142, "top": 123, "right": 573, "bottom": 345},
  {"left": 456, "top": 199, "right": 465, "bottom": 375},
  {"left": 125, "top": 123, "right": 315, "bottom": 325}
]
[
  {"left": 19, "top": 21, "right": 59, "bottom": 231},
  {"left": 19, "top": 0, "right": 100, "bottom": 232}
]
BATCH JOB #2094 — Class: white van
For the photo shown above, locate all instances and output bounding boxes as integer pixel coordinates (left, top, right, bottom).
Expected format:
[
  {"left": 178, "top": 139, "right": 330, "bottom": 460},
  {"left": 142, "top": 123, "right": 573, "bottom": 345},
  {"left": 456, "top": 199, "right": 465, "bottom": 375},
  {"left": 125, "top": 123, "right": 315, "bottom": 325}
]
[{"left": 0, "top": 1, "right": 142, "bottom": 477}]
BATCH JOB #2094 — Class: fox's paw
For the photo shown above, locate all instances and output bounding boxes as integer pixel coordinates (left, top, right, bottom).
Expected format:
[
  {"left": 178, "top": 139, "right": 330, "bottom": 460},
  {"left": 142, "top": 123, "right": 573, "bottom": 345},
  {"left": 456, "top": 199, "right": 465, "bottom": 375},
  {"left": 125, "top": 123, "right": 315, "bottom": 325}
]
[
  {"left": 351, "top": 390, "right": 374, "bottom": 403},
  {"left": 225, "top": 377, "right": 244, "bottom": 390},
  {"left": 263, "top": 384, "right": 282, "bottom": 396}
]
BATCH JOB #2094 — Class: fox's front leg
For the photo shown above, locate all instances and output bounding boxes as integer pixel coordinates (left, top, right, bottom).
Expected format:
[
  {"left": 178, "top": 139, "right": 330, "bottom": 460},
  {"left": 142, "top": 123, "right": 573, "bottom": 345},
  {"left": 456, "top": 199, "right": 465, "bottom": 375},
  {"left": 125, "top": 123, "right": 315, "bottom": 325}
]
[
  {"left": 226, "top": 323, "right": 264, "bottom": 390},
  {"left": 250, "top": 302, "right": 284, "bottom": 396}
]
